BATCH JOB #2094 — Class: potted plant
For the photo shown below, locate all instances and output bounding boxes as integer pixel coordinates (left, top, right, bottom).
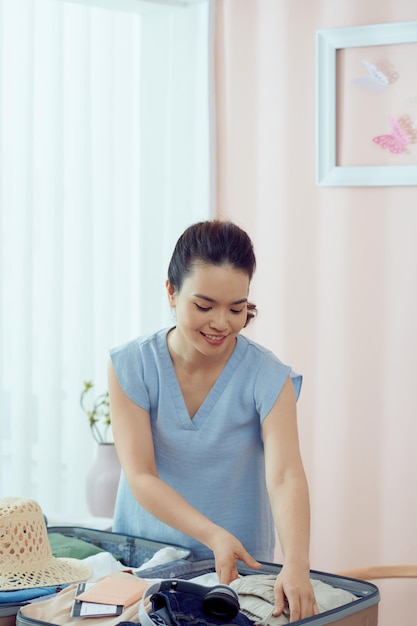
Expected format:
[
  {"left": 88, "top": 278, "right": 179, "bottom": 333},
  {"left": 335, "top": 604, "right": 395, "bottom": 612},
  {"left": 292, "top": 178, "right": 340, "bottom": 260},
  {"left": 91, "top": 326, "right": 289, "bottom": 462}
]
[
  {"left": 80, "top": 381, "right": 121, "bottom": 518},
  {"left": 80, "top": 380, "right": 112, "bottom": 444}
]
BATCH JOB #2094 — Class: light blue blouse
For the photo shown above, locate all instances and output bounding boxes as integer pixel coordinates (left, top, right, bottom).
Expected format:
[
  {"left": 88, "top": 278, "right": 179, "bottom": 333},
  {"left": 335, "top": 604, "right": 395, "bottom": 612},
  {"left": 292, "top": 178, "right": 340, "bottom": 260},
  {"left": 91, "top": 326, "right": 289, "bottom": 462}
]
[{"left": 110, "top": 328, "right": 301, "bottom": 561}]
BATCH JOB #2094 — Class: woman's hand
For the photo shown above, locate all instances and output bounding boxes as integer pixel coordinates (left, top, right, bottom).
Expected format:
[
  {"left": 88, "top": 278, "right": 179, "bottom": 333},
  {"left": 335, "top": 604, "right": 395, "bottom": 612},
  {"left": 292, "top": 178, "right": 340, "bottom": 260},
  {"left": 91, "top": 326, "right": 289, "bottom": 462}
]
[
  {"left": 208, "top": 527, "right": 261, "bottom": 584},
  {"left": 273, "top": 564, "right": 319, "bottom": 622}
]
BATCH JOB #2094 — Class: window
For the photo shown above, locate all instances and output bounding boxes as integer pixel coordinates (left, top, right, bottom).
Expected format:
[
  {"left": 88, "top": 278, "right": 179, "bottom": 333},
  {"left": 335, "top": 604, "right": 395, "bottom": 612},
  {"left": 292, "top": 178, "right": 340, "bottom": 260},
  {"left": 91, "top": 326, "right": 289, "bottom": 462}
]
[{"left": 0, "top": 0, "right": 213, "bottom": 518}]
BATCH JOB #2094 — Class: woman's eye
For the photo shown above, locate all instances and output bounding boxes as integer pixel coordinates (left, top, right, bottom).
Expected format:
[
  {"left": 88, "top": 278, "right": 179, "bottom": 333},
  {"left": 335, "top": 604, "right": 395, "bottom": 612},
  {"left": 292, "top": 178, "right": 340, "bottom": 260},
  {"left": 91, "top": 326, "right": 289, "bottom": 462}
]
[
  {"left": 231, "top": 308, "right": 244, "bottom": 314},
  {"left": 195, "top": 304, "right": 211, "bottom": 312}
]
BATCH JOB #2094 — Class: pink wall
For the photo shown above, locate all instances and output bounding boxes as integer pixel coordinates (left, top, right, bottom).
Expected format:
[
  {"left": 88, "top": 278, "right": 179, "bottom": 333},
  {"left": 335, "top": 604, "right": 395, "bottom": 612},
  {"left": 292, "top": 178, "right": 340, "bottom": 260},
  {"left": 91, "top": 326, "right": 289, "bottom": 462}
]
[{"left": 214, "top": 1, "right": 417, "bottom": 625}]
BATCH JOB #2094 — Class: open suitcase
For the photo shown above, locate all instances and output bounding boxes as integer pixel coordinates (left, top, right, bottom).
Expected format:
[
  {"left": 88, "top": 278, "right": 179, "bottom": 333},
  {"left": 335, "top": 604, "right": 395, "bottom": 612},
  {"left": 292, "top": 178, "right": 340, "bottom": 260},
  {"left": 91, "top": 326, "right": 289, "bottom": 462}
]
[{"left": 8, "top": 526, "right": 379, "bottom": 626}]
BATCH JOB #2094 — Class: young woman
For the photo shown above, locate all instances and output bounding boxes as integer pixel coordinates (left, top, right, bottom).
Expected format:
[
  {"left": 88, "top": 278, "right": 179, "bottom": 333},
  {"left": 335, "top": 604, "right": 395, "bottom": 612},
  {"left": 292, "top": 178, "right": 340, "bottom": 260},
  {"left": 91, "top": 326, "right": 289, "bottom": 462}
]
[{"left": 108, "top": 220, "right": 318, "bottom": 621}]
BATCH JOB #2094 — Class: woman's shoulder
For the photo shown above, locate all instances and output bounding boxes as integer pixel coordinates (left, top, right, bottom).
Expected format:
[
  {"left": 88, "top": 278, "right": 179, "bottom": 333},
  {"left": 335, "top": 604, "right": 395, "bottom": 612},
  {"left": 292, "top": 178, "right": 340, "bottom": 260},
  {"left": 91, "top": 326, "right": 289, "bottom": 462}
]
[
  {"left": 110, "top": 327, "right": 170, "bottom": 358},
  {"left": 237, "top": 334, "right": 302, "bottom": 399},
  {"left": 237, "top": 334, "right": 283, "bottom": 364}
]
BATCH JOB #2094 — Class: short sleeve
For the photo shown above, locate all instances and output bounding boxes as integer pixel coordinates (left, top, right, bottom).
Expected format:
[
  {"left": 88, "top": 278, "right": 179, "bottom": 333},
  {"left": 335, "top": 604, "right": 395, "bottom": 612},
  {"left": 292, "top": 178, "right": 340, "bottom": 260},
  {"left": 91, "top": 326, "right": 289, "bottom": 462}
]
[
  {"left": 253, "top": 351, "right": 302, "bottom": 422},
  {"left": 109, "top": 338, "right": 151, "bottom": 412},
  {"left": 290, "top": 370, "right": 302, "bottom": 401}
]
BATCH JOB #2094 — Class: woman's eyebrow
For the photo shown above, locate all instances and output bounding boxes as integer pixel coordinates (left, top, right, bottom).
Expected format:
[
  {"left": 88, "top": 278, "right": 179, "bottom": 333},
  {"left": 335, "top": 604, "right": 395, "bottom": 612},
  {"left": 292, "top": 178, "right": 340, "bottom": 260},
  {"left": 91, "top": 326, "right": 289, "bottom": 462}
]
[{"left": 193, "top": 294, "right": 248, "bottom": 305}]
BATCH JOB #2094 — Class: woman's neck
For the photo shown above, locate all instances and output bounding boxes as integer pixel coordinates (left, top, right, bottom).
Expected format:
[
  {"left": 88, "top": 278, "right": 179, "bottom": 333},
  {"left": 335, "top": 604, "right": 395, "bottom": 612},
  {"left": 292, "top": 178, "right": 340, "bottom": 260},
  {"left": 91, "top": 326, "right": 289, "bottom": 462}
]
[{"left": 167, "top": 327, "right": 236, "bottom": 374}]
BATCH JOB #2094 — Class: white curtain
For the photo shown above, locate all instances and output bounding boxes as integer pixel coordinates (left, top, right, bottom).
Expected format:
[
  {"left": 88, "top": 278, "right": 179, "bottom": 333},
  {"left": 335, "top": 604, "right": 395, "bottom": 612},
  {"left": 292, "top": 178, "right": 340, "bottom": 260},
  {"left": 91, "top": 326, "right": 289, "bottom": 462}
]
[{"left": 0, "top": 0, "right": 213, "bottom": 519}]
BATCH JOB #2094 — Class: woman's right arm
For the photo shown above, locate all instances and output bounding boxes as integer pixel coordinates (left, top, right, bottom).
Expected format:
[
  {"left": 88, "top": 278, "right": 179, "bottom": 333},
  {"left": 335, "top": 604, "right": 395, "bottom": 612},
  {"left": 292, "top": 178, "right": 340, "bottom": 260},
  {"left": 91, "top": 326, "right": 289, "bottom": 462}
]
[{"left": 107, "top": 359, "right": 260, "bottom": 581}]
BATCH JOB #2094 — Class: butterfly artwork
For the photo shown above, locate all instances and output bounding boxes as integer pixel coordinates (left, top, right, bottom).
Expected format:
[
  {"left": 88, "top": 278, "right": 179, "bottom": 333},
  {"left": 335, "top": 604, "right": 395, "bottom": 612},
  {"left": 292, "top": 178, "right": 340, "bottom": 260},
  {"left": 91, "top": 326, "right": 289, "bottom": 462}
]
[
  {"left": 372, "top": 114, "right": 417, "bottom": 154},
  {"left": 351, "top": 59, "right": 391, "bottom": 93}
]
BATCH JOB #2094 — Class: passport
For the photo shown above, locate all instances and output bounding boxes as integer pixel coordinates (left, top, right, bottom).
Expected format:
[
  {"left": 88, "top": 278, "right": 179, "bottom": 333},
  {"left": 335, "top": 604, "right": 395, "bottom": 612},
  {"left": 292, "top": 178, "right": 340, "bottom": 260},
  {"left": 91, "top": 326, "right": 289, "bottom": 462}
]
[{"left": 75, "top": 575, "right": 149, "bottom": 608}]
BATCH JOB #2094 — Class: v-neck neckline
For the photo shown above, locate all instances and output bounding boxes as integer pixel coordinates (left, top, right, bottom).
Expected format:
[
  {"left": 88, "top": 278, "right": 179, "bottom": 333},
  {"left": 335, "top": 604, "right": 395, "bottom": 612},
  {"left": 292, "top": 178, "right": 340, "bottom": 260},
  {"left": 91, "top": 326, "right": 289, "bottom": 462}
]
[{"left": 158, "top": 329, "right": 245, "bottom": 429}]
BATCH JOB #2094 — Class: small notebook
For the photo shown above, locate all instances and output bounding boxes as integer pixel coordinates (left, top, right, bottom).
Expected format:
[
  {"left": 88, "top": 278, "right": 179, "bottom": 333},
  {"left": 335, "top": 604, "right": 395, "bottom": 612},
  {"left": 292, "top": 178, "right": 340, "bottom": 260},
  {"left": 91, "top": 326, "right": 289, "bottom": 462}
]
[{"left": 75, "top": 575, "right": 149, "bottom": 608}]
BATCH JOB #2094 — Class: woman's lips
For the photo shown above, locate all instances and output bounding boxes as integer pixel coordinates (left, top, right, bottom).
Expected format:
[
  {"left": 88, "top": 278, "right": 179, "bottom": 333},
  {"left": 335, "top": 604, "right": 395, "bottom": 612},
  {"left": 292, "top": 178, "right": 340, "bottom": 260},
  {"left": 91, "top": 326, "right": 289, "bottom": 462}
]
[{"left": 201, "top": 332, "right": 227, "bottom": 345}]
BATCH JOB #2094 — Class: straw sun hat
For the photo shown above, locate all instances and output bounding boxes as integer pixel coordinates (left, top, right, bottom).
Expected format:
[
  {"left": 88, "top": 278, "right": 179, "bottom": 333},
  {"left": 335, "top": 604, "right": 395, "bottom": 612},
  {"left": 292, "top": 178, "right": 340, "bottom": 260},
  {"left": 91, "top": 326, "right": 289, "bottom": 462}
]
[{"left": 0, "top": 497, "right": 92, "bottom": 591}]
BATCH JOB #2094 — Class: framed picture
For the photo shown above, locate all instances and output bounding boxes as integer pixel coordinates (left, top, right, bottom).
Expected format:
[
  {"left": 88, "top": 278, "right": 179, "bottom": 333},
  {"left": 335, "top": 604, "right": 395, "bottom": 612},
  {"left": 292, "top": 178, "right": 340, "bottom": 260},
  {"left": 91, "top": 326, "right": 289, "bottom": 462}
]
[{"left": 316, "top": 21, "right": 417, "bottom": 186}]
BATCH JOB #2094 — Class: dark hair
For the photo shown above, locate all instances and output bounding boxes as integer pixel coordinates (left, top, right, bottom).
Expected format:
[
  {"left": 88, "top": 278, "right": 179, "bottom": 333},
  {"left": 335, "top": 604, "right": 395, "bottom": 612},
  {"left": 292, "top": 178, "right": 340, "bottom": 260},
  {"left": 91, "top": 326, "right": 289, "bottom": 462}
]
[{"left": 167, "top": 220, "right": 257, "bottom": 326}]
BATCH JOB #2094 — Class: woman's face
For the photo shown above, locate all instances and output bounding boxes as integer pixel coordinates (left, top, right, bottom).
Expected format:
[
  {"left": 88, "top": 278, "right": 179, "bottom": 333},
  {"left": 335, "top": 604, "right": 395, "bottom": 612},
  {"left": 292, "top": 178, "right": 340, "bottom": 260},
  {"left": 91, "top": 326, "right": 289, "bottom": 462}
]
[{"left": 166, "top": 262, "right": 250, "bottom": 359}]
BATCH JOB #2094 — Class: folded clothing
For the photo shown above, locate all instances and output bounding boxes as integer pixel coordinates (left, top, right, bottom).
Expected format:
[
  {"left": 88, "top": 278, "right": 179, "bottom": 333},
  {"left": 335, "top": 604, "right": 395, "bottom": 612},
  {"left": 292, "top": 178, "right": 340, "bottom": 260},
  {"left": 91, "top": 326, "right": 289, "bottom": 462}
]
[
  {"left": 0, "top": 585, "right": 68, "bottom": 605},
  {"left": 18, "top": 571, "right": 145, "bottom": 626},
  {"left": 230, "top": 574, "right": 357, "bottom": 626},
  {"left": 135, "top": 547, "right": 190, "bottom": 573},
  {"left": 49, "top": 533, "right": 108, "bottom": 560}
]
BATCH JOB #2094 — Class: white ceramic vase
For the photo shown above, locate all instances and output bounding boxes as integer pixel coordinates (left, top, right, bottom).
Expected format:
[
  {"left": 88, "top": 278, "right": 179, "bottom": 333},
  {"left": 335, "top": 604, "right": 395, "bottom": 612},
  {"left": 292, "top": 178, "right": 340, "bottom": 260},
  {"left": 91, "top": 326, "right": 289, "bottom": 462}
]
[{"left": 86, "top": 444, "right": 121, "bottom": 518}]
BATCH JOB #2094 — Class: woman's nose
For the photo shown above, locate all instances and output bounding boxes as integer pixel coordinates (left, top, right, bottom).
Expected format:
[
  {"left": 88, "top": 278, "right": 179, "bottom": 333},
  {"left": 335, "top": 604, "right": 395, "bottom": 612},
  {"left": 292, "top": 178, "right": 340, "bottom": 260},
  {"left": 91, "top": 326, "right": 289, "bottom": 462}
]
[{"left": 209, "top": 311, "right": 228, "bottom": 331}]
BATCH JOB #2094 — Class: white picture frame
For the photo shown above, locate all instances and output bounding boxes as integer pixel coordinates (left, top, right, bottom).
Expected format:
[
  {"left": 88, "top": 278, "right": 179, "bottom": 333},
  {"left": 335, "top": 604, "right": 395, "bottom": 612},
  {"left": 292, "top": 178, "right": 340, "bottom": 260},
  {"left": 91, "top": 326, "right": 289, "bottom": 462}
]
[{"left": 316, "top": 21, "right": 417, "bottom": 186}]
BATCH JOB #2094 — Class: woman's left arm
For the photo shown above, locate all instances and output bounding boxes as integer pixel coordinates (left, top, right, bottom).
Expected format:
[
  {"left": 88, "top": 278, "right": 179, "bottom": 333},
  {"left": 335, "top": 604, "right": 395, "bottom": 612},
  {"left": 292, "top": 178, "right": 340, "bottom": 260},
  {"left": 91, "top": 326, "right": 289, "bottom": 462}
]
[{"left": 262, "top": 376, "right": 319, "bottom": 622}]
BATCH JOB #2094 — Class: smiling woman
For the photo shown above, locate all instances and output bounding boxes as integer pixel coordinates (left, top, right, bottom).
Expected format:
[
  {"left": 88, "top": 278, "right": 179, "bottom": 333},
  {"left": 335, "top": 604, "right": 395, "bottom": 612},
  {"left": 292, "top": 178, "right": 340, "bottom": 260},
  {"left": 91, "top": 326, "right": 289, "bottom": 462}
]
[
  {"left": 0, "top": 0, "right": 212, "bottom": 518},
  {"left": 107, "top": 219, "right": 318, "bottom": 621},
  {"left": 168, "top": 263, "right": 249, "bottom": 356}
]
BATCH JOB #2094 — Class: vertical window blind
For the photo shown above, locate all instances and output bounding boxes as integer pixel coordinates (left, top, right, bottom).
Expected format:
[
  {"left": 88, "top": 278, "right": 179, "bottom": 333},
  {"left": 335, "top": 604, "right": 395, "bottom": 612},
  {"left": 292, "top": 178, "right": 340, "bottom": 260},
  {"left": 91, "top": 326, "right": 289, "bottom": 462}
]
[{"left": 0, "top": 0, "right": 213, "bottom": 519}]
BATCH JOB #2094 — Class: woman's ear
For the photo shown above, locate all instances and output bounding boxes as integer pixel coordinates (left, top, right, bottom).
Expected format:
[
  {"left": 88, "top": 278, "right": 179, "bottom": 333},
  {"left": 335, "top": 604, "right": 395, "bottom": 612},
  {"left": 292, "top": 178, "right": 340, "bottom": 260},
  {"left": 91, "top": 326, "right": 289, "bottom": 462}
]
[{"left": 166, "top": 280, "right": 177, "bottom": 307}]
